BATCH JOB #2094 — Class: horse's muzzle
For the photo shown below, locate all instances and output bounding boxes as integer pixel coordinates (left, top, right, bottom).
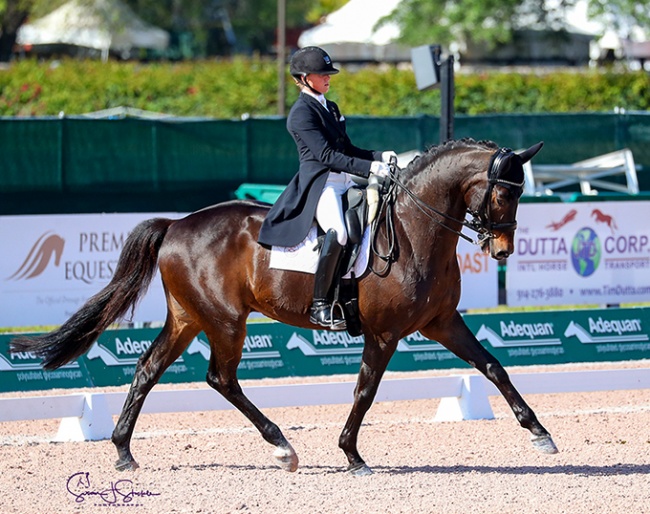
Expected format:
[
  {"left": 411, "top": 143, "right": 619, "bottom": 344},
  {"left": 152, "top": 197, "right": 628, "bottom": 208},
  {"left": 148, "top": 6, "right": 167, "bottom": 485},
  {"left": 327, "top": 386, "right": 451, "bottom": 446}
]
[{"left": 489, "top": 234, "right": 514, "bottom": 260}]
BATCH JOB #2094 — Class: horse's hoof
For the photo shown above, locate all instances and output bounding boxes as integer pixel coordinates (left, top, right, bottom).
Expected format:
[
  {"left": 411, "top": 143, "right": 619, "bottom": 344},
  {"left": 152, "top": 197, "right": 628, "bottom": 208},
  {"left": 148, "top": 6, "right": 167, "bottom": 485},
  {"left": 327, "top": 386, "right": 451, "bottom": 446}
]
[
  {"left": 347, "top": 462, "right": 373, "bottom": 476},
  {"left": 273, "top": 443, "right": 299, "bottom": 472},
  {"left": 115, "top": 459, "right": 140, "bottom": 472},
  {"left": 531, "top": 434, "right": 559, "bottom": 454}
]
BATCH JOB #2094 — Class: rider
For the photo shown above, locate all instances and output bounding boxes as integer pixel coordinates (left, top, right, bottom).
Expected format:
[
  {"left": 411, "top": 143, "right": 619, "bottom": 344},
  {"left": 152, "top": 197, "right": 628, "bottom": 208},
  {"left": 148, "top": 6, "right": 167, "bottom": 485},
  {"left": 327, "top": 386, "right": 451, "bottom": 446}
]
[{"left": 258, "top": 46, "right": 396, "bottom": 330}]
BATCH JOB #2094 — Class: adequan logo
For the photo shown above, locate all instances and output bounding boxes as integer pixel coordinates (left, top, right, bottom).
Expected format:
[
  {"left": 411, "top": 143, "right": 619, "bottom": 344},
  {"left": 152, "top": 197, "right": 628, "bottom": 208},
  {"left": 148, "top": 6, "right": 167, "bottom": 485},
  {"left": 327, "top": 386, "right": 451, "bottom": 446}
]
[
  {"left": 87, "top": 339, "right": 185, "bottom": 366},
  {"left": 564, "top": 319, "right": 648, "bottom": 344},
  {"left": 286, "top": 332, "right": 363, "bottom": 356},
  {"left": 187, "top": 336, "right": 281, "bottom": 360},
  {"left": 7, "top": 231, "right": 65, "bottom": 280},
  {"left": 476, "top": 323, "right": 562, "bottom": 347},
  {"left": 0, "top": 351, "right": 79, "bottom": 371}
]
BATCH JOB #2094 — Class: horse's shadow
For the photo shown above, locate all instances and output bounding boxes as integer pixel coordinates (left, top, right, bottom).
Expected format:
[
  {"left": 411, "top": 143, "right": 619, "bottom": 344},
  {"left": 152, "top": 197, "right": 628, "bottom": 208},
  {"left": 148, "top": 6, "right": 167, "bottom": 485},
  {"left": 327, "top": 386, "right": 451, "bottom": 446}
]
[
  {"left": 370, "top": 463, "right": 650, "bottom": 477},
  {"left": 181, "top": 462, "right": 650, "bottom": 477}
]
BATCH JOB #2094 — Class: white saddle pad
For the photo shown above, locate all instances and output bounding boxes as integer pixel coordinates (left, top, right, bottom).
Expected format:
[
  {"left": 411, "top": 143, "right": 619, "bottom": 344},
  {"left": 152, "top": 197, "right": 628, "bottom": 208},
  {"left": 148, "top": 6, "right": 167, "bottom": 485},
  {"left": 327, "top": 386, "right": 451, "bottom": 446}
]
[{"left": 269, "top": 225, "right": 371, "bottom": 279}]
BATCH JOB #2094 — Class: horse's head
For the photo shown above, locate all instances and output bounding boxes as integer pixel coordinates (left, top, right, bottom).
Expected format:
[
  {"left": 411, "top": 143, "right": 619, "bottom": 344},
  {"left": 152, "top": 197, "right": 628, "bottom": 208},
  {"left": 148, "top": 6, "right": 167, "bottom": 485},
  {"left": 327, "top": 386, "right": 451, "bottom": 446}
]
[{"left": 471, "top": 142, "right": 543, "bottom": 259}]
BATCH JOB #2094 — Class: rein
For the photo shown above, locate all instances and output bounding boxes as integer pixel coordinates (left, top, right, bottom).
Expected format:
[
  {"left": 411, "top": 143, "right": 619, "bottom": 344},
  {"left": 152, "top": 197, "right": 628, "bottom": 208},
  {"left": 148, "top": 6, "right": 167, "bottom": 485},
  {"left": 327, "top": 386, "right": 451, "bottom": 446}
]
[{"left": 370, "top": 148, "right": 523, "bottom": 270}]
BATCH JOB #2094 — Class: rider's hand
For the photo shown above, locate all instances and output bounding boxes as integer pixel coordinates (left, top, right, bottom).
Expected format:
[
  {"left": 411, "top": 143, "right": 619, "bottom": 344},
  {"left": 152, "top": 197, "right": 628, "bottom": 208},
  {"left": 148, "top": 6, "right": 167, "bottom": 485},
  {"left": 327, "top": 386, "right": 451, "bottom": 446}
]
[
  {"left": 381, "top": 150, "right": 398, "bottom": 164},
  {"left": 370, "top": 161, "right": 390, "bottom": 178}
]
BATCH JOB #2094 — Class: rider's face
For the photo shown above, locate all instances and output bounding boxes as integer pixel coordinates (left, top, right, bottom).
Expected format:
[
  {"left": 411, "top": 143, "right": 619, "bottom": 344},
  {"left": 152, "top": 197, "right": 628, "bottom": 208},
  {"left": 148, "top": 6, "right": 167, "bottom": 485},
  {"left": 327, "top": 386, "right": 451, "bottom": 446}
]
[{"left": 306, "top": 73, "right": 331, "bottom": 94}]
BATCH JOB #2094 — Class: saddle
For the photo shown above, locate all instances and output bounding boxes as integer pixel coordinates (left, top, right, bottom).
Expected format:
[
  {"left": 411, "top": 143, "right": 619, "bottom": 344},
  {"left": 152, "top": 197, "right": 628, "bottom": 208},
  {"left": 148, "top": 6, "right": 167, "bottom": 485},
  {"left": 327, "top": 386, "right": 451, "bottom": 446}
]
[{"left": 316, "top": 176, "right": 386, "bottom": 337}]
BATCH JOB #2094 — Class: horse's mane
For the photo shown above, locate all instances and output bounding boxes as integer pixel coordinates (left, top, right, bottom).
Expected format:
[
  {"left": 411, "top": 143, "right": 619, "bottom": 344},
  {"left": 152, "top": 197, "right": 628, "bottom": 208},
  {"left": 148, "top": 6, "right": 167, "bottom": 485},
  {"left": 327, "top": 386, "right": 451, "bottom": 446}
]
[{"left": 404, "top": 138, "right": 499, "bottom": 177}]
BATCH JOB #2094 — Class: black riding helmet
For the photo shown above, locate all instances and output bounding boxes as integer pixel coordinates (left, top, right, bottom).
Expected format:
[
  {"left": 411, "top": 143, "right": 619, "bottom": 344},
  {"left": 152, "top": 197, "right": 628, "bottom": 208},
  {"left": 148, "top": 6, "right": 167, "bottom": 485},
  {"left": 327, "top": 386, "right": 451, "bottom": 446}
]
[{"left": 289, "top": 46, "right": 339, "bottom": 78}]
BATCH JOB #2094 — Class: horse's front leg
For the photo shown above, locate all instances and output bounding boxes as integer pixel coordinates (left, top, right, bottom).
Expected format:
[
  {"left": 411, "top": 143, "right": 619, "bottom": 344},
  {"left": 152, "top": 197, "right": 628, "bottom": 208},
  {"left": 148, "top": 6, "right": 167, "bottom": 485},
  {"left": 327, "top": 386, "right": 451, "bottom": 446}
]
[
  {"left": 339, "top": 334, "right": 397, "bottom": 476},
  {"left": 423, "top": 311, "right": 558, "bottom": 454}
]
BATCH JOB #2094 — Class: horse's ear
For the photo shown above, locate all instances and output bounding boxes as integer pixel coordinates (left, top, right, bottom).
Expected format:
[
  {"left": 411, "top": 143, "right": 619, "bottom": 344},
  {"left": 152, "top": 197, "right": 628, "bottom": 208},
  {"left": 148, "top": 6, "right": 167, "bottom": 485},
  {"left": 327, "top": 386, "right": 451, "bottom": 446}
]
[{"left": 517, "top": 141, "right": 544, "bottom": 164}]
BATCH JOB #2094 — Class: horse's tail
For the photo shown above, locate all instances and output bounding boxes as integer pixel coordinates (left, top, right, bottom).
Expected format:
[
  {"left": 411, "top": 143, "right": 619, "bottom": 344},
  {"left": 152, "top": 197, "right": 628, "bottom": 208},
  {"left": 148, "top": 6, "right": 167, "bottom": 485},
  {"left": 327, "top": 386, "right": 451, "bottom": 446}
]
[{"left": 9, "top": 218, "right": 174, "bottom": 370}]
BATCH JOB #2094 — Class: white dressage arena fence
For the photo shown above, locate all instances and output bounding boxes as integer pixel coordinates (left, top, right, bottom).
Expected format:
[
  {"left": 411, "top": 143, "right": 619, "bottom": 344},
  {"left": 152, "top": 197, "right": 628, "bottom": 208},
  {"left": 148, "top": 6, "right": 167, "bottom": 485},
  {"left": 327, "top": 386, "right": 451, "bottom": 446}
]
[
  {"left": 1, "top": 368, "right": 650, "bottom": 442},
  {"left": 522, "top": 148, "right": 640, "bottom": 196}
]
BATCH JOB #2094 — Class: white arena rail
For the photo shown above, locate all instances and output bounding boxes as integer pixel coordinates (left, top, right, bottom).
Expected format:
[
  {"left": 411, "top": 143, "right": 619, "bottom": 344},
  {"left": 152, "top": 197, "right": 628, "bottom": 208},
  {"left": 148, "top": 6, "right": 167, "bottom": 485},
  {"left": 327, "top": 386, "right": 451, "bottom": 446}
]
[{"left": 1, "top": 368, "right": 649, "bottom": 442}]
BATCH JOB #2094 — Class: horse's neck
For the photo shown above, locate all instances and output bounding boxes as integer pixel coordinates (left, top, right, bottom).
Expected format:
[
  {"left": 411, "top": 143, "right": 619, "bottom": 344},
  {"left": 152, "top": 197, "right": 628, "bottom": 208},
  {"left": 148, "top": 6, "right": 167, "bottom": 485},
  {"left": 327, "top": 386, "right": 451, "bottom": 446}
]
[{"left": 395, "top": 164, "right": 473, "bottom": 266}]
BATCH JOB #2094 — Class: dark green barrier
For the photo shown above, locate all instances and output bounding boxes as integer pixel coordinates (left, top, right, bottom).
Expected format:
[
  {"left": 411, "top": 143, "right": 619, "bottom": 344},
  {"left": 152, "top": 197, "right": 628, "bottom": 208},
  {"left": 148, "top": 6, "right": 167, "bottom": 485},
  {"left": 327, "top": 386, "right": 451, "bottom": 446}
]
[
  {"left": 2, "top": 306, "right": 649, "bottom": 392},
  {"left": 1, "top": 113, "right": 649, "bottom": 215},
  {"left": 0, "top": 343, "right": 92, "bottom": 392}
]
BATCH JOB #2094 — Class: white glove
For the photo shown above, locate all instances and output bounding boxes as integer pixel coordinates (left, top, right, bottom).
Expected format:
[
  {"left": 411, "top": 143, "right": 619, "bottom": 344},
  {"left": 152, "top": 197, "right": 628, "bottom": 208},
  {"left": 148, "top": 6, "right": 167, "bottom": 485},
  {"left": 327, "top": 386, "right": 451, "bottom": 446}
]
[
  {"left": 381, "top": 150, "right": 398, "bottom": 164},
  {"left": 370, "top": 161, "right": 390, "bottom": 178}
]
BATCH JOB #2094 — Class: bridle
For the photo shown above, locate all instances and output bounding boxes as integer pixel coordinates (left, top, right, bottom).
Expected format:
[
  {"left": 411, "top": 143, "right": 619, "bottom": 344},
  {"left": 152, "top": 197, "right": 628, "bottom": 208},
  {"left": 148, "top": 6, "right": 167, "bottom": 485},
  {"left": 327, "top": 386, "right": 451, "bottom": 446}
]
[
  {"left": 466, "top": 147, "right": 525, "bottom": 239},
  {"left": 370, "top": 148, "right": 524, "bottom": 271}
]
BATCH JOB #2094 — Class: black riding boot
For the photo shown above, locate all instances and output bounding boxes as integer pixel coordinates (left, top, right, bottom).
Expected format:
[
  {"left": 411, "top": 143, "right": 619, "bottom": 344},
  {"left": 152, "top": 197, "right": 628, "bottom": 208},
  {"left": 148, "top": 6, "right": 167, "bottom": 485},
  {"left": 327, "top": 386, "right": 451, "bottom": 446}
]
[{"left": 310, "top": 229, "right": 347, "bottom": 330}]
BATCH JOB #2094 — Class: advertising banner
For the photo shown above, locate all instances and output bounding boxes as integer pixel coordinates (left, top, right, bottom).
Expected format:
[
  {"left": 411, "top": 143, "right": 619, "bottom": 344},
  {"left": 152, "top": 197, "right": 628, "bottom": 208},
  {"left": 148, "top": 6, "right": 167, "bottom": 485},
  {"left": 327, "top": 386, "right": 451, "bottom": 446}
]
[
  {"left": 0, "top": 333, "right": 92, "bottom": 392},
  {"left": 463, "top": 307, "right": 650, "bottom": 365},
  {"left": 3, "top": 307, "right": 649, "bottom": 393},
  {"left": 456, "top": 236, "right": 498, "bottom": 310},
  {"left": 0, "top": 213, "right": 181, "bottom": 327},
  {"left": 506, "top": 202, "right": 650, "bottom": 306}
]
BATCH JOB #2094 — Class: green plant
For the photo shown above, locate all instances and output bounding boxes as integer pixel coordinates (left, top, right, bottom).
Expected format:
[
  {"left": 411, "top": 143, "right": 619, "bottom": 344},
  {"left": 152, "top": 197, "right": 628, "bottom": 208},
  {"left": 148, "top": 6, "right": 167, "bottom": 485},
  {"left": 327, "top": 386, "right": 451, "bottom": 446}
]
[{"left": 1, "top": 58, "right": 649, "bottom": 118}]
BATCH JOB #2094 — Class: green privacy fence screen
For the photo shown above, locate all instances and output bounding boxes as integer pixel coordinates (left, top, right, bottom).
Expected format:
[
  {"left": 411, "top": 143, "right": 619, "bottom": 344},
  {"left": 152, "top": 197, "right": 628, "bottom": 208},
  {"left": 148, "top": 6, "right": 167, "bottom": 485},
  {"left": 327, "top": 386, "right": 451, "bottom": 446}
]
[{"left": 1, "top": 112, "right": 649, "bottom": 215}]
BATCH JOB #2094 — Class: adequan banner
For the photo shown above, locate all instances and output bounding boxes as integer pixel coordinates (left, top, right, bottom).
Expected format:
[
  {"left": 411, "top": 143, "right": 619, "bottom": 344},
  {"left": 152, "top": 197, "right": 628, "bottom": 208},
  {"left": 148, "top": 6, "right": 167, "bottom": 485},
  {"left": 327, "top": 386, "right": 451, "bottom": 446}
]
[
  {"left": 0, "top": 334, "right": 92, "bottom": 392},
  {"left": 506, "top": 202, "right": 650, "bottom": 306},
  {"left": 2, "top": 307, "right": 649, "bottom": 392}
]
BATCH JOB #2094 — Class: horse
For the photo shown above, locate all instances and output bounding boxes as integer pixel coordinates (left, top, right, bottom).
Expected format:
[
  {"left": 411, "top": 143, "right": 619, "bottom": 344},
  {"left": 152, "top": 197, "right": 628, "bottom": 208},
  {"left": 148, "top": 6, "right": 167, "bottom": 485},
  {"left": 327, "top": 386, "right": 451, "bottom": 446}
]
[
  {"left": 10, "top": 138, "right": 557, "bottom": 476},
  {"left": 591, "top": 208, "right": 617, "bottom": 233}
]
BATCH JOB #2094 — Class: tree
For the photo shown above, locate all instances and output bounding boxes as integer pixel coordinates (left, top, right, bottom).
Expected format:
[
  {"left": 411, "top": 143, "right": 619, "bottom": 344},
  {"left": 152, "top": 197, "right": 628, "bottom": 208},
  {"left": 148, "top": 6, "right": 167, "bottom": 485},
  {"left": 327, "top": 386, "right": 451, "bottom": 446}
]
[
  {"left": 122, "top": 0, "right": 347, "bottom": 56},
  {"left": 1, "top": 0, "right": 347, "bottom": 61},
  {"left": 380, "top": 0, "right": 650, "bottom": 49},
  {"left": 587, "top": 0, "right": 650, "bottom": 39},
  {"left": 0, "top": 0, "right": 33, "bottom": 61},
  {"left": 380, "top": 0, "right": 523, "bottom": 48}
]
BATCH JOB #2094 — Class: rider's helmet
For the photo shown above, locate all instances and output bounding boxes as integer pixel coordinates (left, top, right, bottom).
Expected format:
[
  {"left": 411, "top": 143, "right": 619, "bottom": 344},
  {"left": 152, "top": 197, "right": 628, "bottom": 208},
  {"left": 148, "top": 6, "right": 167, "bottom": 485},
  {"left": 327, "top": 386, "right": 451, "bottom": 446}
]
[{"left": 289, "top": 47, "right": 339, "bottom": 78}]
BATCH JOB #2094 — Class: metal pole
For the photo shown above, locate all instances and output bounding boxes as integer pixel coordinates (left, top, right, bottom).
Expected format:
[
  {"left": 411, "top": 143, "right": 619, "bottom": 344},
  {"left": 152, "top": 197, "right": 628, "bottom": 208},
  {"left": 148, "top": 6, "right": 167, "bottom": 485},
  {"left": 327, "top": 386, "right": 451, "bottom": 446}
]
[
  {"left": 277, "top": 0, "right": 287, "bottom": 116},
  {"left": 439, "top": 56, "right": 455, "bottom": 143}
]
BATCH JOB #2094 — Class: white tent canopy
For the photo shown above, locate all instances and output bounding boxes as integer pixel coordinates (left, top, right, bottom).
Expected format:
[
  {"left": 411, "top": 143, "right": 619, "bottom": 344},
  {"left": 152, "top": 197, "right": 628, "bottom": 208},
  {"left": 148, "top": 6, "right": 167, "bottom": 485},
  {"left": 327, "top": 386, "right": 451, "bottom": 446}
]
[
  {"left": 17, "top": 0, "right": 169, "bottom": 58},
  {"left": 298, "top": 0, "right": 410, "bottom": 62}
]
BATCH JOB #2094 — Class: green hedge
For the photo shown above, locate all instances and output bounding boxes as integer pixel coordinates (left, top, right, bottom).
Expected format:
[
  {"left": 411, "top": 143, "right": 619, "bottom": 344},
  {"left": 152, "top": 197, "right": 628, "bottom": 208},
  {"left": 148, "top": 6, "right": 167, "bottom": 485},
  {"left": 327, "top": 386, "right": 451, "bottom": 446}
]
[{"left": 0, "top": 58, "right": 648, "bottom": 118}]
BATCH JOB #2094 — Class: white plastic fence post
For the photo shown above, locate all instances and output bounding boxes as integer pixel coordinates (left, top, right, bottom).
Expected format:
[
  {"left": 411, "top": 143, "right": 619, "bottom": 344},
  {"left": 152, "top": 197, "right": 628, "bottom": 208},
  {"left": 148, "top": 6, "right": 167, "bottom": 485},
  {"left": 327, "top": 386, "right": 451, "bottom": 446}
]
[
  {"left": 434, "top": 374, "right": 494, "bottom": 422},
  {"left": 55, "top": 393, "right": 115, "bottom": 442}
]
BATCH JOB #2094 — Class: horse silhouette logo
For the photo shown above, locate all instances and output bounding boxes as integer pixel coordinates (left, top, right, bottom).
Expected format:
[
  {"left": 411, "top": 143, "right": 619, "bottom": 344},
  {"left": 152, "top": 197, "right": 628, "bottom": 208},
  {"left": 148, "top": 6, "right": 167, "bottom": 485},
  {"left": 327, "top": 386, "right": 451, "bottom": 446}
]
[
  {"left": 7, "top": 231, "right": 65, "bottom": 280},
  {"left": 591, "top": 208, "right": 617, "bottom": 234},
  {"left": 545, "top": 209, "right": 577, "bottom": 231}
]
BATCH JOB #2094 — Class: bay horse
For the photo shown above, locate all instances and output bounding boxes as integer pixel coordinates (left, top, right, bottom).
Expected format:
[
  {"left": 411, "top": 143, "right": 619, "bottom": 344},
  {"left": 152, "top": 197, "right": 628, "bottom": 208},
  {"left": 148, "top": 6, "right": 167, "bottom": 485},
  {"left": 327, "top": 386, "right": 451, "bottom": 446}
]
[{"left": 10, "top": 138, "right": 557, "bottom": 476}]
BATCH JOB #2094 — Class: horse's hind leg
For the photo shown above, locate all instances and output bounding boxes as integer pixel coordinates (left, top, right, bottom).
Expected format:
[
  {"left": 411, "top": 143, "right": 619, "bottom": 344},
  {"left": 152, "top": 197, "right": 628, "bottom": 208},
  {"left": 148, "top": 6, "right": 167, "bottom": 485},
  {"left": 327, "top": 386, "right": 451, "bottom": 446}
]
[
  {"left": 112, "top": 317, "right": 200, "bottom": 471},
  {"left": 203, "top": 323, "right": 298, "bottom": 472},
  {"left": 424, "top": 312, "right": 558, "bottom": 454}
]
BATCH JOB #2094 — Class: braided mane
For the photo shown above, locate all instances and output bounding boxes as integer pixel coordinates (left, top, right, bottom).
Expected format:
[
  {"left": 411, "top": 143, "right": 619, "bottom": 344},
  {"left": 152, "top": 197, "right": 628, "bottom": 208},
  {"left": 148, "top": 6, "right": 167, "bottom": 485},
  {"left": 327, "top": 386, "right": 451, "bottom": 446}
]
[{"left": 404, "top": 138, "right": 499, "bottom": 177}]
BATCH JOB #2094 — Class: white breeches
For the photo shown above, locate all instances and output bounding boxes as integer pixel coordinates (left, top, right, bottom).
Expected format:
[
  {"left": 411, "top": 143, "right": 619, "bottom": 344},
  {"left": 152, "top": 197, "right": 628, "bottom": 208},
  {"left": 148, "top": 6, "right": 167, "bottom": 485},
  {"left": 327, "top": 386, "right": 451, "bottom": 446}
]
[{"left": 315, "top": 172, "right": 356, "bottom": 246}]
